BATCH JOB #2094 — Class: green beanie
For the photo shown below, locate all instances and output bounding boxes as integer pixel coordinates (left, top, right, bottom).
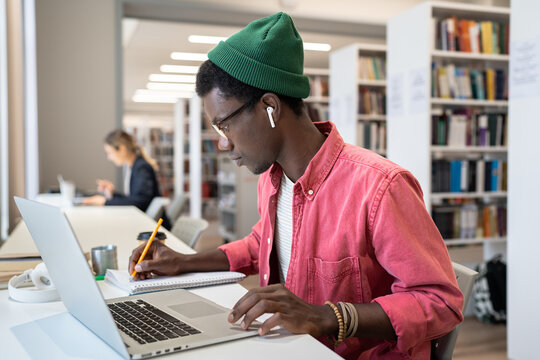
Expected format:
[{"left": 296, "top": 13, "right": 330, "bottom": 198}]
[{"left": 208, "top": 12, "right": 310, "bottom": 99}]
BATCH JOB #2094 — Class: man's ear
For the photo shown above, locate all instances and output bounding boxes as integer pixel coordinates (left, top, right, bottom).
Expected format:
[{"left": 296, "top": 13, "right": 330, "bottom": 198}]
[{"left": 261, "top": 93, "right": 280, "bottom": 128}]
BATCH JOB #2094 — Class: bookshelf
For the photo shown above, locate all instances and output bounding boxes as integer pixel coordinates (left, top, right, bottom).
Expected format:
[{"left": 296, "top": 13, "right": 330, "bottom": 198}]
[
  {"left": 174, "top": 97, "right": 219, "bottom": 220},
  {"left": 124, "top": 115, "right": 176, "bottom": 199},
  {"left": 387, "top": 1, "right": 510, "bottom": 262},
  {"left": 304, "top": 68, "right": 329, "bottom": 122},
  {"left": 216, "top": 154, "right": 259, "bottom": 242},
  {"left": 330, "top": 43, "right": 387, "bottom": 156},
  {"left": 149, "top": 128, "right": 174, "bottom": 198}
]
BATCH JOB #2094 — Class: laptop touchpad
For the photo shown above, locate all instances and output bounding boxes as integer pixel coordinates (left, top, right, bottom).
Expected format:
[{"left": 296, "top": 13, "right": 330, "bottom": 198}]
[{"left": 169, "top": 302, "right": 225, "bottom": 319}]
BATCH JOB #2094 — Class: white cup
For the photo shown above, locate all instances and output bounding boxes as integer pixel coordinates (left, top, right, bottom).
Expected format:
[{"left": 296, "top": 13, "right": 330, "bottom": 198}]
[{"left": 60, "top": 181, "right": 75, "bottom": 207}]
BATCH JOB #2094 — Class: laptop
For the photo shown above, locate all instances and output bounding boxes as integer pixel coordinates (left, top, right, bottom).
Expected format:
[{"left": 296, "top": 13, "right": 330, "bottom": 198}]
[
  {"left": 57, "top": 175, "right": 84, "bottom": 205},
  {"left": 14, "top": 197, "right": 258, "bottom": 359}
]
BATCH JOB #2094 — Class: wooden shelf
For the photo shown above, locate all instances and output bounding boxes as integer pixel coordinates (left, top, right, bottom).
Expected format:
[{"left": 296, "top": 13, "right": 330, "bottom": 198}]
[
  {"left": 431, "top": 146, "right": 508, "bottom": 154},
  {"left": 431, "top": 191, "right": 507, "bottom": 200},
  {"left": 431, "top": 98, "right": 508, "bottom": 107},
  {"left": 219, "top": 206, "right": 236, "bottom": 215},
  {"left": 357, "top": 114, "right": 386, "bottom": 121},
  {"left": 444, "top": 236, "right": 507, "bottom": 246},
  {"left": 431, "top": 50, "right": 509, "bottom": 62},
  {"left": 357, "top": 79, "right": 386, "bottom": 87}
]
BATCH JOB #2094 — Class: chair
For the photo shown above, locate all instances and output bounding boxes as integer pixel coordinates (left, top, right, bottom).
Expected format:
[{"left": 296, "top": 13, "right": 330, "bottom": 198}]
[
  {"left": 170, "top": 216, "right": 209, "bottom": 248},
  {"left": 431, "top": 262, "right": 478, "bottom": 360},
  {"left": 165, "top": 193, "right": 189, "bottom": 223},
  {"left": 145, "top": 197, "right": 171, "bottom": 222}
]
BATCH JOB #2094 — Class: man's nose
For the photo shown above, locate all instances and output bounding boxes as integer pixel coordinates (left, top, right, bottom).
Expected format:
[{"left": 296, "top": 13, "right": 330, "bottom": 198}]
[{"left": 217, "top": 135, "right": 232, "bottom": 151}]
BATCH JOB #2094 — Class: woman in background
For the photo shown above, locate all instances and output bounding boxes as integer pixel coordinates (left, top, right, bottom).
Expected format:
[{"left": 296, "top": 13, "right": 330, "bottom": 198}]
[{"left": 83, "top": 129, "right": 162, "bottom": 213}]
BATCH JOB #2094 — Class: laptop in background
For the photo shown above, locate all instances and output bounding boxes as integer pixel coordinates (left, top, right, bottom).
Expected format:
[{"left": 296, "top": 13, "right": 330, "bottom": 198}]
[
  {"left": 14, "top": 197, "right": 258, "bottom": 359},
  {"left": 57, "top": 175, "right": 84, "bottom": 205}
]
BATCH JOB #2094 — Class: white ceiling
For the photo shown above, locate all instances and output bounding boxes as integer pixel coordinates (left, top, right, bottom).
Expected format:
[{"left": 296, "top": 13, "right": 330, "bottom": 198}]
[{"left": 123, "top": 18, "right": 382, "bottom": 113}]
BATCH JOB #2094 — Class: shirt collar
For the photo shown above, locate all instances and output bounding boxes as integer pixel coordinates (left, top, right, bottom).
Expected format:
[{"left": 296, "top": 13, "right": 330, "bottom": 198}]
[{"left": 269, "top": 121, "right": 344, "bottom": 200}]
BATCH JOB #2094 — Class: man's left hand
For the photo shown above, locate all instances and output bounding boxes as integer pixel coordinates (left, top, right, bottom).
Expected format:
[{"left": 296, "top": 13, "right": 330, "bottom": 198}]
[{"left": 228, "top": 284, "right": 337, "bottom": 337}]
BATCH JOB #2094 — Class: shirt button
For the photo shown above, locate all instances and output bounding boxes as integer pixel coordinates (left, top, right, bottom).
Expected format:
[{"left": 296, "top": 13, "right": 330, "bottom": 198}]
[
  {"left": 263, "top": 274, "right": 268, "bottom": 281},
  {"left": 308, "top": 189, "right": 314, "bottom": 195},
  {"left": 267, "top": 237, "right": 271, "bottom": 244}
]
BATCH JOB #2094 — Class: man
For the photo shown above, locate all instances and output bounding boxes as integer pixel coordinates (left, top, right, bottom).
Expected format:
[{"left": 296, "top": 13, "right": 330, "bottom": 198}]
[{"left": 129, "top": 12, "right": 463, "bottom": 359}]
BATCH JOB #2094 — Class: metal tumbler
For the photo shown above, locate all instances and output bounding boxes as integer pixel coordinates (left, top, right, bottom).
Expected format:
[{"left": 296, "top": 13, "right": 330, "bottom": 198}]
[{"left": 91, "top": 244, "right": 118, "bottom": 276}]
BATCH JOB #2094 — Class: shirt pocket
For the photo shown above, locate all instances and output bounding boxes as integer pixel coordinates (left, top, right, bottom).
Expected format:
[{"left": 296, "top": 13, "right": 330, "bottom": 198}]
[{"left": 307, "top": 256, "right": 363, "bottom": 305}]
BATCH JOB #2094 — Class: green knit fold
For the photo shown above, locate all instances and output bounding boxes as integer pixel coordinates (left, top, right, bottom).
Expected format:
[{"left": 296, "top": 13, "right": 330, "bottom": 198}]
[{"left": 208, "top": 12, "right": 310, "bottom": 98}]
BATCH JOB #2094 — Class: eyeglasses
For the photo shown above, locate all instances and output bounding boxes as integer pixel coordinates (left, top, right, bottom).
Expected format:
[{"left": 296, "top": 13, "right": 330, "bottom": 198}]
[{"left": 211, "top": 100, "right": 254, "bottom": 140}]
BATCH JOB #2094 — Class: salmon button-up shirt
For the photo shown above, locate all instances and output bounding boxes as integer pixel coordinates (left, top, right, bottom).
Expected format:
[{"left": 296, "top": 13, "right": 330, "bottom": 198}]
[{"left": 219, "top": 121, "right": 463, "bottom": 359}]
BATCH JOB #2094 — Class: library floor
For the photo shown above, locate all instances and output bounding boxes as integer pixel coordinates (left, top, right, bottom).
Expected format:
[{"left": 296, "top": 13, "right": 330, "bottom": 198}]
[{"left": 195, "top": 221, "right": 507, "bottom": 359}]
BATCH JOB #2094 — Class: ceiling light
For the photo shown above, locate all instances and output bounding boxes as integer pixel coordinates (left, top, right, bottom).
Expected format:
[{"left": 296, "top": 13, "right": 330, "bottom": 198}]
[
  {"left": 147, "top": 82, "right": 195, "bottom": 91},
  {"left": 132, "top": 89, "right": 193, "bottom": 103},
  {"left": 188, "top": 34, "right": 331, "bottom": 52},
  {"left": 135, "top": 89, "right": 193, "bottom": 97},
  {"left": 170, "top": 52, "right": 208, "bottom": 61},
  {"left": 148, "top": 74, "right": 196, "bottom": 83},
  {"left": 303, "top": 42, "right": 331, "bottom": 51},
  {"left": 160, "top": 64, "right": 199, "bottom": 74},
  {"left": 188, "top": 35, "right": 227, "bottom": 44},
  {"left": 132, "top": 95, "right": 179, "bottom": 104}
]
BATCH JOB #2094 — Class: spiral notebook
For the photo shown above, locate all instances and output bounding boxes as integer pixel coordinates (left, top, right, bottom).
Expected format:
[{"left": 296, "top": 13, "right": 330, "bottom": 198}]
[{"left": 105, "top": 269, "right": 246, "bottom": 295}]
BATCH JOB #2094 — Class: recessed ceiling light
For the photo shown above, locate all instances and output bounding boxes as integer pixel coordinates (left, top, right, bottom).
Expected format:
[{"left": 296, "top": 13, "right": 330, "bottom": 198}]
[
  {"left": 148, "top": 74, "right": 196, "bottom": 83},
  {"left": 188, "top": 35, "right": 227, "bottom": 44},
  {"left": 132, "top": 95, "right": 179, "bottom": 103},
  {"left": 170, "top": 52, "right": 208, "bottom": 61},
  {"left": 160, "top": 65, "right": 199, "bottom": 74},
  {"left": 132, "top": 89, "right": 193, "bottom": 103},
  {"left": 303, "top": 42, "right": 331, "bottom": 51},
  {"left": 188, "top": 34, "right": 331, "bottom": 51},
  {"left": 147, "top": 82, "right": 195, "bottom": 92}
]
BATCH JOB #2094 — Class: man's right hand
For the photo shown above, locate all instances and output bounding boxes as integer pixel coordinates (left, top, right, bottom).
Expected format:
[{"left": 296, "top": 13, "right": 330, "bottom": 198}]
[
  {"left": 129, "top": 241, "right": 185, "bottom": 280},
  {"left": 128, "top": 241, "right": 232, "bottom": 281}
]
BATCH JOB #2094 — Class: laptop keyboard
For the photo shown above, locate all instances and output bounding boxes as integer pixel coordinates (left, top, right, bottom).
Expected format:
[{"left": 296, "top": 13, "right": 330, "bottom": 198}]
[{"left": 108, "top": 299, "right": 201, "bottom": 345}]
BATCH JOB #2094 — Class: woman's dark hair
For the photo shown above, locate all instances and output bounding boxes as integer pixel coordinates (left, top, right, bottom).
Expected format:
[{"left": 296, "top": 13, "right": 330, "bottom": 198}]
[{"left": 195, "top": 60, "right": 304, "bottom": 116}]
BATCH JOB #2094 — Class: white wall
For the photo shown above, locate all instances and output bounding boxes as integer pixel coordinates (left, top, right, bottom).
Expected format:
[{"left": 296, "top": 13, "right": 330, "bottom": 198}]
[
  {"left": 35, "top": 0, "right": 120, "bottom": 192},
  {"left": 507, "top": 0, "right": 540, "bottom": 358}
]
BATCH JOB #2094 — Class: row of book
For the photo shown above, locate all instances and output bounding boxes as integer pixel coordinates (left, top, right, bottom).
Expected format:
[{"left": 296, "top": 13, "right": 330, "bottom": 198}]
[
  {"left": 357, "top": 122, "right": 386, "bottom": 154},
  {"left": 431, "top": 110, "right": 507, "bottom": 147},
  {"left": 432, "top": 64, "right": 507, "bottom": 100},
  {"left": 358, "top": 56, "right": 386, "bottom": 81},
  {"left": 149, "top": 128, "right": 174, "bottom": 144},
  {"left": 432, "top": 159, "right": 507, "bottom": 193},
  {"left": 358, "top": 88, "right": 386, "bottom": 115},
  {"left": 436, "top": 17, "right": 509, "bottom": 55},
  {"left": 152, "top": 145, "right": 173, "bottom": 157},
  {"left": 308, "top": 75, "right": 329, "bottom": 98},
  {"left": 201, "top": 157, "right": 217, "bottom": 179},
  {"left": 202, "top": 139, "right": 218, "bottom": 153},
  {"left": 306, "top": 103, "right": 329, "bottom": 123},
  {"left": 433, "top": 203, "right": 507, "bottom": 240},
  {"left": 183, "top": 180, "right": 218, "bottom": 199}
]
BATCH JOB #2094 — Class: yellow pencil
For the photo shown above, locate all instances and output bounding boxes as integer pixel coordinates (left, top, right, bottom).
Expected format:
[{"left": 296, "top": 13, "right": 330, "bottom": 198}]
[{"left": 131, "top": 218, "right": 163, "bottom": 277}]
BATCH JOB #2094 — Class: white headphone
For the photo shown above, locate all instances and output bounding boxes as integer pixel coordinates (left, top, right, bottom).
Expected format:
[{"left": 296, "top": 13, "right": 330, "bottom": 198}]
[
  {"left": 266, "top": 107, "right": 276, "bottom": 128},
  {"left": 8, "top": 262, "right": 60, "bottom": 303}
]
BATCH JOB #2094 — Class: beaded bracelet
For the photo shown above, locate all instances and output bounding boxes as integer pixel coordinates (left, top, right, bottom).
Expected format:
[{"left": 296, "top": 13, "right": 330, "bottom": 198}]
[{"left": 325, "top": 301, "right": 344, "bottom": 346}]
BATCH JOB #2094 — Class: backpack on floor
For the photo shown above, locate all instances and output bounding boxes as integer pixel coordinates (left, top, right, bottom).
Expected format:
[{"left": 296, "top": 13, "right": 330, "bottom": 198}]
[{"left": 472, "top": 255, "right": 507, "bottom": 324}]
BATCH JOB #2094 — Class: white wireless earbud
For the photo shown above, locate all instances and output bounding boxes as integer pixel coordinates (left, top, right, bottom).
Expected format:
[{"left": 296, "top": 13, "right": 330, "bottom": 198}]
[{"left": 266, "top": 107, "right": 275, "bottom": 128}]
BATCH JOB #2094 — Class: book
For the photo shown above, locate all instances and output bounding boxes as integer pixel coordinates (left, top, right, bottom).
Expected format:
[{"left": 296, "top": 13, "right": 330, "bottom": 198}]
[{"left": 105, "top": 269, "right": 246, "bottom": 295}]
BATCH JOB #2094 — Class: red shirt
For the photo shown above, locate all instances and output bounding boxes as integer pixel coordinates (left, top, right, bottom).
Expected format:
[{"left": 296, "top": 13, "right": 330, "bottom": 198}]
[{"left": 219, "top": 122, "right": 463, "bottom": 359}]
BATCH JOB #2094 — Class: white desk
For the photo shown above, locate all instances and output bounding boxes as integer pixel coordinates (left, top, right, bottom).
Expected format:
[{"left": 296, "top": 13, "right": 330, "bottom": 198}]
[{"left": 0, "top": 205, "right": 340, "bottom": 359}]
